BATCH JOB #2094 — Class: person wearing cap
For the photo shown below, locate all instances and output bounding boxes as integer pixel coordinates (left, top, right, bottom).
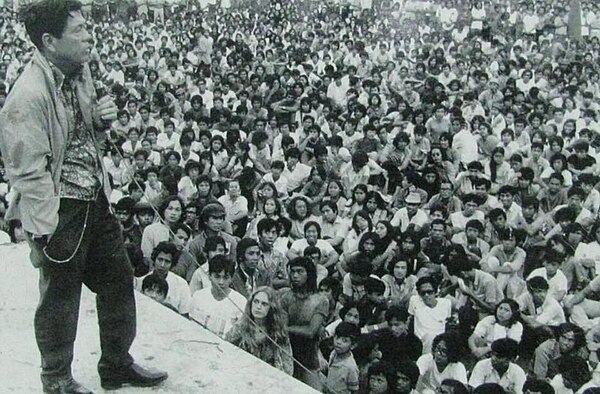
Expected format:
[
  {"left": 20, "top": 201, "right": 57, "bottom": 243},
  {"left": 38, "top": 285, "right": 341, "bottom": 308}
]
[
  {"left": 187, "top": 202, "right": 238, "bottom": 265},
  {"left": 478, "top": 77, "right": 504, "bottom": 112},
  {"left": 390, "top": 192, "right": 429, "bottom": 234}
]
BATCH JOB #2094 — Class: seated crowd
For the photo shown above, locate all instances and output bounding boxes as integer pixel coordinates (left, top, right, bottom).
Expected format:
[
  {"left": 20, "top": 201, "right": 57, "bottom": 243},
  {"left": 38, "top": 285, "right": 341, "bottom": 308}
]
[{"left": 2, "top": 0, "right": 600, "bottom": 392}]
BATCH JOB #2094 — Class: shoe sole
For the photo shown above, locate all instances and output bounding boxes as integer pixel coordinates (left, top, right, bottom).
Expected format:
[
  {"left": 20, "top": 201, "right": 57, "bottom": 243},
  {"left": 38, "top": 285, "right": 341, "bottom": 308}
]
[{"left": 101, "top": 375, "right": 168, "bottom": 391}]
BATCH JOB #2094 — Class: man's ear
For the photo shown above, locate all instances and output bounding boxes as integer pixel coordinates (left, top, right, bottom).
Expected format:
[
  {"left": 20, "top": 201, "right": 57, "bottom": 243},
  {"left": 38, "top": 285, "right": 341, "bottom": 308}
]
[{"left": 41, "top": 33, "right": 56, "bottom": 53}]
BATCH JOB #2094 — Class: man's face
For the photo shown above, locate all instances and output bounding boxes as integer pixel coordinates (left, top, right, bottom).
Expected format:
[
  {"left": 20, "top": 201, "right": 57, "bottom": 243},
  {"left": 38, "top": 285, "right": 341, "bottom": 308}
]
[
  {"left": 568, "top": 195, "right": 582, "bottom": 210},
  {"left": 548, "top": 178, "right": 562, "bottom": 193},
  {"left": 206, "top": 215, "right": 224, "bottom": 232},
  {"left": 259, "top": 227, "right": 278, "bottom": 249},
  {"left": 173, "top": 229, "right": 189, "bottom": 250},
  {"left": 321, "top": 206, "right": 337, "bottom": 222},
  {"left": 431, "top": 224, "right": 445, "bottom": 240},
  {"left": 197, "top": 181, "right": 210, "bottom": 196},
  {"left": 491, "top": 352, "right": 511, "bottom": 376},
  {"left": 143, "top": 286, "right": 166, "bottom": 303},
  {"left": 49, "top": 11, "right": 92, "bottom": 70},
  {"left": 210, "top": 270, "right": 232, "bottom": 291},
  {"left": 243, "top": 246, "right": 260, "bottom": 270},
  {"left": 368, "top": 373, "right": 388, "bottom": 394},
  {"left": 395, "top": 372, "right": 412, "bottom": 394},
  {"left": 289, "top": 266, "right": 308, "bottom": 289},
  {"left": 389, "top": 317, "right": 408, "bottom": 337},
  {"left": 466, "top": 227, "right": 479, "bottom": 241},
  {"left": 154, "top": 252, "right": 173, "bottom": 278},
  {"left": 499, "top": 193, "right": 513, "bottom": 208},
  {"left": 418, "top": 283, "right": 436, "bottom": 307},
  {"left": 463, "top": 201, "right": 478, "bottom": 216},
  {"left": 137, "top": 212, "right": 154, "bottom": 227}
]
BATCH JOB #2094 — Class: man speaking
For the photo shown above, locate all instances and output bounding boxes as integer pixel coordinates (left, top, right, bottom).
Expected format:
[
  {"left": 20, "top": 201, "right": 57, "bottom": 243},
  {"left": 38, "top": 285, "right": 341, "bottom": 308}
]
[{"left": 0, "top": 1, "right": 167, "bottom": 393}]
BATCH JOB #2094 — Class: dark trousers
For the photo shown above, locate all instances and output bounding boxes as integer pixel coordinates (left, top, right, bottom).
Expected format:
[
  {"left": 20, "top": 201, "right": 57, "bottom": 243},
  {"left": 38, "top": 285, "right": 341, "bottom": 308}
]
[{"left": 28, "top": 192, "right": 136, "bottom": 384}]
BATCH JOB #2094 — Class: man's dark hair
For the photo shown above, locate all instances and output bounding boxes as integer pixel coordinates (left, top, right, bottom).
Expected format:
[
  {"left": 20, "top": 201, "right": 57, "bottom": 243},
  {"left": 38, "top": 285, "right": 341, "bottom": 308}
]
[
  {"left": 319, "top": 276, "right": 342, "bottom": 300},
  {"left": 384, "top": 305, "right": 409, "bottom": 323},
  {"left": 141, "top": 272, "right": 169, "bottom": 296},
  {"left": 473, "top": 383, "right": 506, "bottom": 394},
  {"left": 440, "top": 379, "right": 469, "bottom": 394},
  {"left": 257, "top": 218, "right": 278, "bottom": 236},
  {"left": 21, "top": 0, "right": 83, "bottom": 50},
  {"left": 208, "top": 254, "right": 235, "bottom": 276},
  {"left": 150, "top": 241, "right": 180, "bottom": 265},
  {"left": 491, "top": 338, "right": 519, "bottom": 359},
  {"left": 236, "top": 238, "right": 259, "bottom": 264},
  {"left": 287, "top": 257, "right": 317, "bottom": 293},
  {"left": 334, "top": 322, "right": 360, "bottom": 341},
  {"left": 204, "top": 235, "right": 227, "bottom": 253},
  {"left": 416, "top": 276, "right": 437, "bottom": 292},
  {"left": 522, "top": 378, "right": 555, "bottom": 394},
  {"left": 365, "top": 277, "right": 385, "bottom": 295}
]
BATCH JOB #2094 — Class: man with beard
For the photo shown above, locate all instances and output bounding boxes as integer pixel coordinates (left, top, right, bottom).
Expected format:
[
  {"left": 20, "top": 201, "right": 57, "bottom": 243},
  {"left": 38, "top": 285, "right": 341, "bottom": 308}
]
[{"left": 280, "top": 257, "right": 329, "bottom": 390}]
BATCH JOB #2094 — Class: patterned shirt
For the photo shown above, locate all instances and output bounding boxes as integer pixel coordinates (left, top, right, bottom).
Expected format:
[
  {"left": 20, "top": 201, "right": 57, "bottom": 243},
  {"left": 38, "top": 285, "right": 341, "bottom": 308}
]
[{"left": 54, "top": 66, "right": 102, "bottom": 201}]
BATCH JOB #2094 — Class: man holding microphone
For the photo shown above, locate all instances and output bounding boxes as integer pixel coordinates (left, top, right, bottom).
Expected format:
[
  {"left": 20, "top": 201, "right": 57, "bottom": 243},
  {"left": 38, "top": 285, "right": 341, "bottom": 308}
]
[{"left": 0, "top": 1, "right": 167, "bottom": 393}]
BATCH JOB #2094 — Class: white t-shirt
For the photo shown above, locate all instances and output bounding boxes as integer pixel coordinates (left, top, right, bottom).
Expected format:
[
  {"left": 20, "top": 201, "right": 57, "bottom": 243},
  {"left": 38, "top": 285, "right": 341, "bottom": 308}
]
[
  {"left": 416, "top": 353, "right": 468, "bottom": 393},
  {"left": 408, "top": 295, "right": 452, "bottom": 348},
  {"left": 135, "top": 271, "right": 191, "bottom": 315},
  {"left": 472, "top": 315, "right": 523, "bottom": 346},
  {"left": 390, "top": 208, "right": 429, "bottom": 233},
  {"left": 189, "top": 288, "right": 247, "bottom": 338}
]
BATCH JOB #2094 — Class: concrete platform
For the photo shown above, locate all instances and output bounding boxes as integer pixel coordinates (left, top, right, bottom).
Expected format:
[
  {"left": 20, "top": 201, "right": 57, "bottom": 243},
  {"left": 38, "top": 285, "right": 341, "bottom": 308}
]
[{"left": 0, "top": 243, "right": 316, "bottom": 393}]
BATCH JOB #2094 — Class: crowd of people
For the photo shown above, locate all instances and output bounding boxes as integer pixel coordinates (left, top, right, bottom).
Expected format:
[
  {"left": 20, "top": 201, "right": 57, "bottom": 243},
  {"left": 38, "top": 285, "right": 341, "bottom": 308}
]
[{"left": 2, "top": 0, "right": 600, "bottom": 393}]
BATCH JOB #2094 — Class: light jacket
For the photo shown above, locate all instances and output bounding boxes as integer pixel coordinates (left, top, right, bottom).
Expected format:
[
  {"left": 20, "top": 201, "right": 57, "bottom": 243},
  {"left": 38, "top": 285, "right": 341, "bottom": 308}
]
[{"left": 0, "top": 50, "right": 111, "bottom": 237}]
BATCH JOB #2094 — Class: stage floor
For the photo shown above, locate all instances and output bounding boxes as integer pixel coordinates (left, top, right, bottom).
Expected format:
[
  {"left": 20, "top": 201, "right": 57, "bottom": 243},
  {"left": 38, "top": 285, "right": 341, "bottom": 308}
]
[{"left": 0, "top": 243, "right": 315, "bottom": 393}]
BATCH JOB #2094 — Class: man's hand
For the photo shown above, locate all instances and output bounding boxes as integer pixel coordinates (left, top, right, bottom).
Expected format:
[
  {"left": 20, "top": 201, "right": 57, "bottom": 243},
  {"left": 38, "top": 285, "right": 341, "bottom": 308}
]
[{"left": 94, "top": 96, "right": 118, "bottom": 127}]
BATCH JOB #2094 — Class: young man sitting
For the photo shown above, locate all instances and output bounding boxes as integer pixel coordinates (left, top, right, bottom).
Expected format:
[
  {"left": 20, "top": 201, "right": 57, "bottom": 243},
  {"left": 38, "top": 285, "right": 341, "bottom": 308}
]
[
  {"left": 134, "top": 242, "right": 191, "bottom": 316},
  {"left": 189, "top": 255, "right": 247, "bottom": 338}
]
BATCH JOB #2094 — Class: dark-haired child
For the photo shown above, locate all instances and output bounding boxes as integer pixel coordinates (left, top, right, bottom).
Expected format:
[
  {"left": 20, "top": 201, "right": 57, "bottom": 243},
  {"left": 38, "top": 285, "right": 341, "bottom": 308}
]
[{"left": 325, "top": 322, "right": 361, "bottom": 394}]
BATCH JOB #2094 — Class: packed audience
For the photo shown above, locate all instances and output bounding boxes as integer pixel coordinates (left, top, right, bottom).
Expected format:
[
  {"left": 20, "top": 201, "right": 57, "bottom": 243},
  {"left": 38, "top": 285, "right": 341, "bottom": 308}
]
[{"left": 2, "top": 0, "right": 600, "bottom": 392}]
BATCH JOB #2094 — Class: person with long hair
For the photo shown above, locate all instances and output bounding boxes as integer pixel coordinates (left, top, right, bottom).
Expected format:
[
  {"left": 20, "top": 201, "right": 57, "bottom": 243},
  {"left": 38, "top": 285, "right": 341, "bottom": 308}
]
[
  {"left": 226, "top": 286, "right": 294, "bottom": 375},
  {"left": 287, "top": 195, "right": 319, "bottom": 241},
  {"left": 485, "top": 147, "right": 514, "bottom": 194},
  {"left": 322, "top": 179, "right": 348, "bottom": 215},
  {"left": 382, "top": 259, "right": 418, "bottom": 308},
  {"left": 343, "top": 210, "right": 373, "bottom": 260},
  {"left": 280, "top": 257, "right": 329, "bottom": 390},
  {"left": 141, "top": 195, "right": 185, "bottom": 260},
  {"left": 468, "top": 299, "right": 523, "bottom": 359}
]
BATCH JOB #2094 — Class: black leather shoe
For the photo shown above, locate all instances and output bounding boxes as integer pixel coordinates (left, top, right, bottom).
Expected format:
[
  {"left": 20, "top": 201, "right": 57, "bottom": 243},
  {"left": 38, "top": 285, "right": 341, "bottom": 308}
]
[
  {"left": 100, "top": 363, "right": 168, "bottom": 390},
  {"left": 42, "top": 378, "right": 93, "bottom": 394}
]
